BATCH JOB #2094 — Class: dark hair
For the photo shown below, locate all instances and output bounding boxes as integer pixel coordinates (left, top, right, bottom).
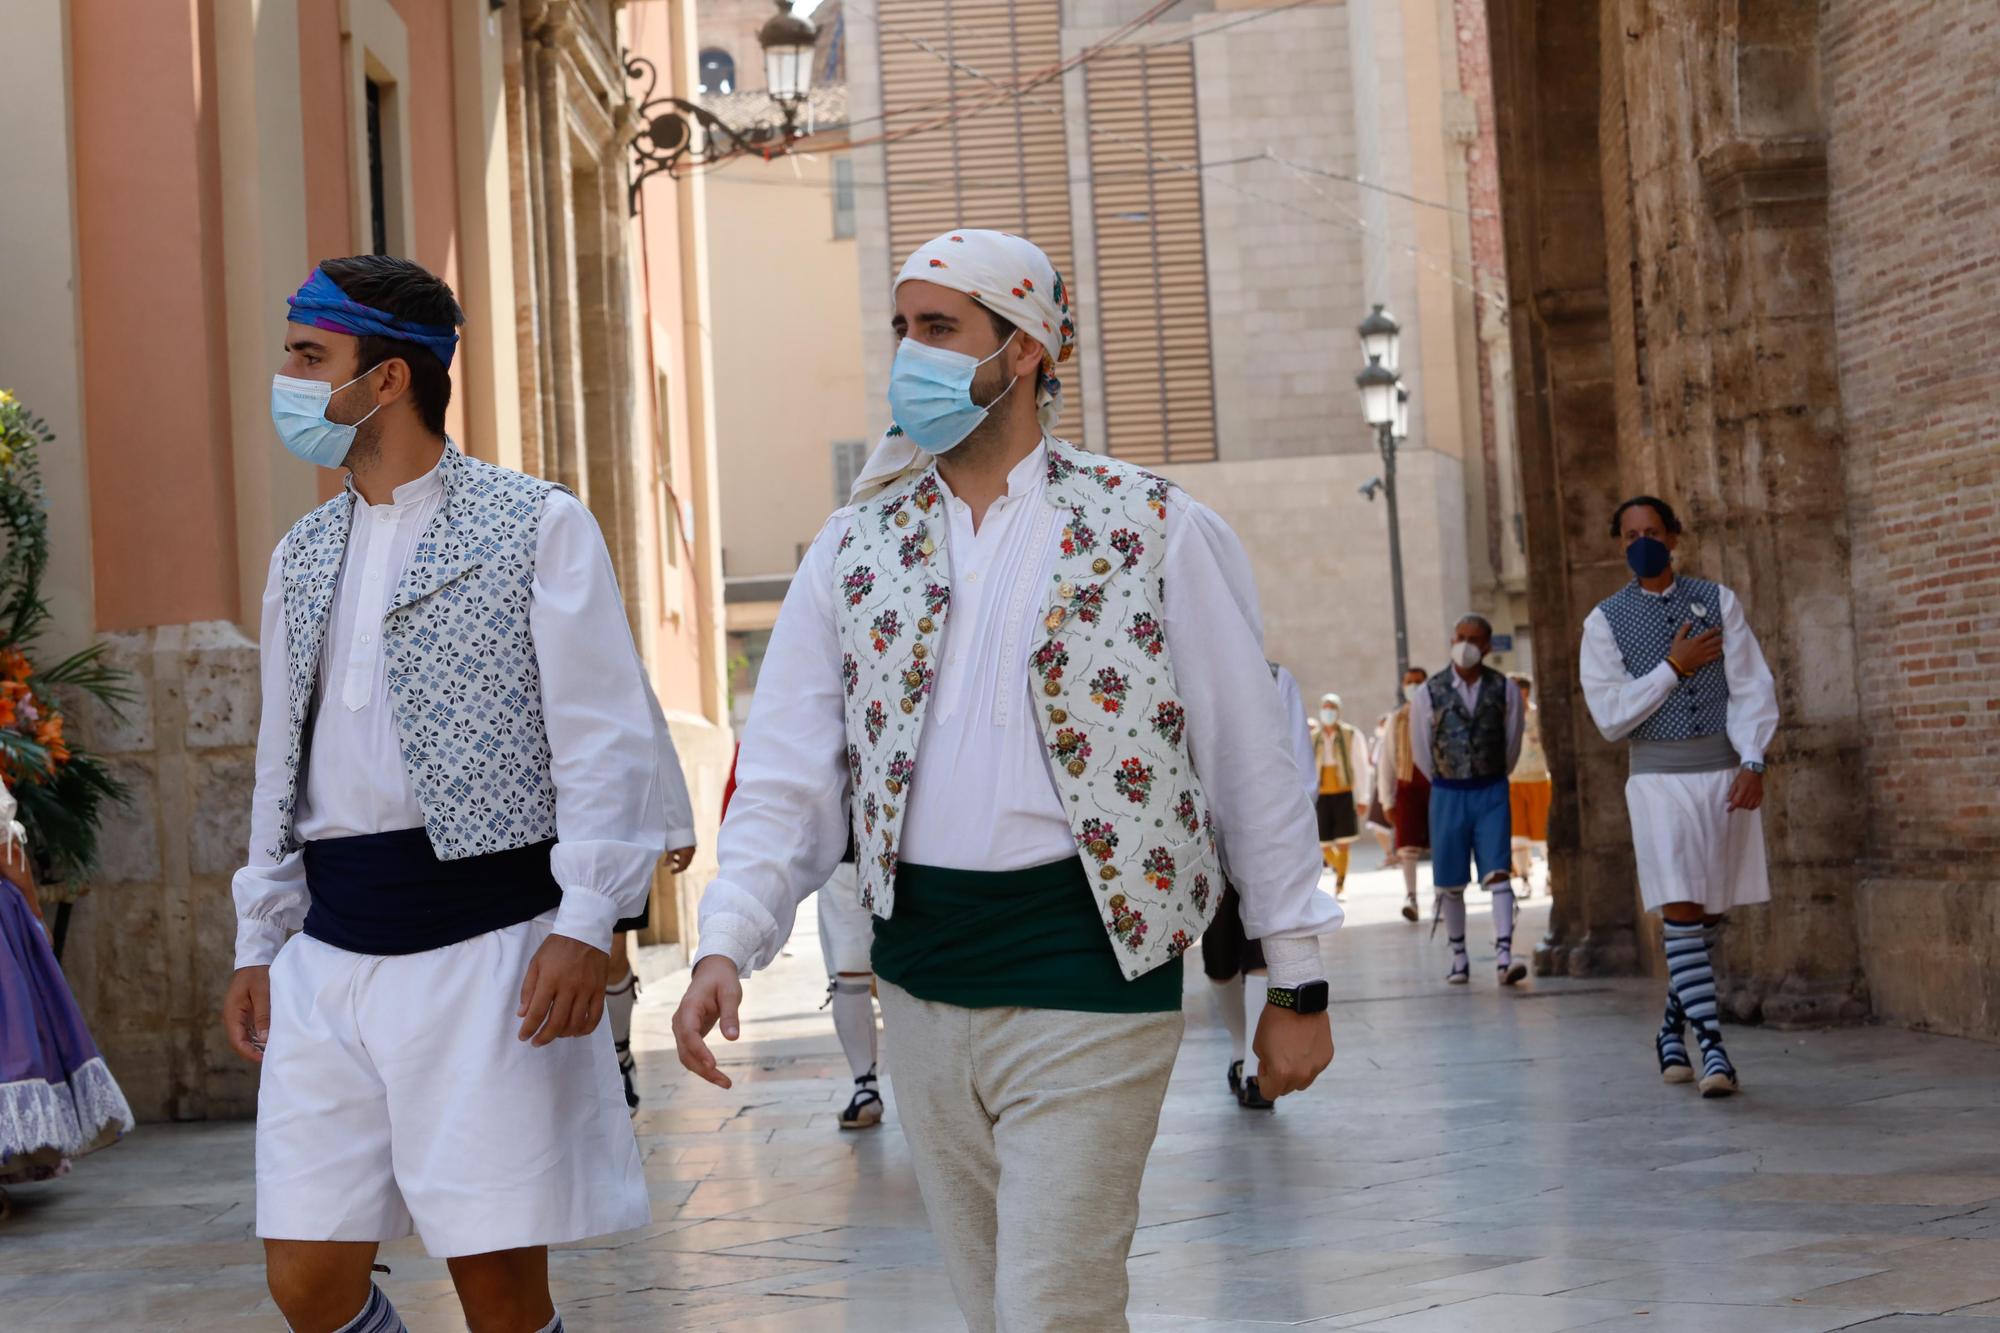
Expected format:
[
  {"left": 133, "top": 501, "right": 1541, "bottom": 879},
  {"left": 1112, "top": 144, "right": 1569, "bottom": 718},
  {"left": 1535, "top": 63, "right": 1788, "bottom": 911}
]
[
  {"left": 1456, "top": 613, "right": 1494, "bottom": 639},
  {"left": 317, "top": 255, "right": 464, "bottom": 436},
  {"left": 1404, "top": 664, "right": 1428, "bottom": 681},
  {"left": 1609, "top": 495, "right": 1682, "bottom": 538}
]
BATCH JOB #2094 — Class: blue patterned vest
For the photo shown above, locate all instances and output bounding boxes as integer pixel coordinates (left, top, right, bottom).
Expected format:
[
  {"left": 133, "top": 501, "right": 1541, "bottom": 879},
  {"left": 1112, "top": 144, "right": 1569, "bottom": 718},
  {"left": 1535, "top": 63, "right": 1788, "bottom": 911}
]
[
  {"left": 1426, "top": 666, "right": 1509, "bottom": 783},
  {"left": 1596, "top": 577, "right": 1729, "bottom": 742},
  {"left": 267, "top": 447, "right": 566, "bottom": 862}
]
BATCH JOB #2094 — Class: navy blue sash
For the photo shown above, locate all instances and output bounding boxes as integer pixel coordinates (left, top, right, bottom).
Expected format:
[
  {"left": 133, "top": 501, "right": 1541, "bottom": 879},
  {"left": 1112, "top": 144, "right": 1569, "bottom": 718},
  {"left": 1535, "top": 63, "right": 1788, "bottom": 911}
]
[{"left": 302, "top": 828, "right": 562, "bottom": 956}]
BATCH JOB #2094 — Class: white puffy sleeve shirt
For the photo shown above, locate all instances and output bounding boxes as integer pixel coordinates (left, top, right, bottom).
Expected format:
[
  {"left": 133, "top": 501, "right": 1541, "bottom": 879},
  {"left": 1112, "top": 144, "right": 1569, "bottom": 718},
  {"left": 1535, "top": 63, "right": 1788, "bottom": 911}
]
[
  {"left": 231, "top": 488, "right": 677, "bottom": 969},
  {"left": 695, "top": 472, "right": 1341, "bottom": 988}
]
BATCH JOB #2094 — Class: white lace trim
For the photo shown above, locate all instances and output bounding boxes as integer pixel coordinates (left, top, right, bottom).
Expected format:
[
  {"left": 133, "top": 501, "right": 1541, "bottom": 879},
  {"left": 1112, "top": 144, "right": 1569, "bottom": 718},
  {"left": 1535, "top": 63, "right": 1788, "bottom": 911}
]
[{"left": 0, "top": 1057, "right": 135, "bottom": 1159}]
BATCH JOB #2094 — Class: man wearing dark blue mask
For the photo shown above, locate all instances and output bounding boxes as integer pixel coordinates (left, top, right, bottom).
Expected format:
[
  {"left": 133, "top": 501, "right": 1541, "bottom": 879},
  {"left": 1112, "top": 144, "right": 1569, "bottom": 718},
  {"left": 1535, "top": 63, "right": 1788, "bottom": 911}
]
[{"left": 1579, "top": 496, "right": 1779, "bottom": 1098}]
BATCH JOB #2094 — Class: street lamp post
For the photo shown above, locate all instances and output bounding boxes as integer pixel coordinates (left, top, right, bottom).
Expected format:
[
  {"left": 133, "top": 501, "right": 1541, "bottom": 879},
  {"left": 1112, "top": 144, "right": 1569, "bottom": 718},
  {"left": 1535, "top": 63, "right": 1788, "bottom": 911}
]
[
  {"left": 624, "top": 0, "right": 819, "bottom": 211},
  {"left": 1355, "top": 305, "right": 1409, "bottom": 696}
]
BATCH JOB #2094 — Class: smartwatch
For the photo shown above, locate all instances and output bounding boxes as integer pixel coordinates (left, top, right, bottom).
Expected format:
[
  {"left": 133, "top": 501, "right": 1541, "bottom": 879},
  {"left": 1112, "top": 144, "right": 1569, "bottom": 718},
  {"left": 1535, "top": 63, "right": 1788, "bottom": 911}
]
[
  {"left": 1265, "top": 980, "right": 1329, "bottom": 1015},
  {"left": 1742, "top": 761, "right": 1766, "bottom": 775}
]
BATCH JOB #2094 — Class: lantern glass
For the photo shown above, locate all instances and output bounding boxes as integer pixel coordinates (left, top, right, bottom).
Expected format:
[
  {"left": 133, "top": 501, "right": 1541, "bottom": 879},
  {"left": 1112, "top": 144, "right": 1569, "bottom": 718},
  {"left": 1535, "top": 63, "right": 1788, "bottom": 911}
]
[
  {"left": 1355, "top": 356, "right": 1398, "bottom": 426},
  {"left": 765, "top": 42, "right": 812, "bottom": 105},
  {"left": 1393, "top": 385, "right": 1410, "bottom": 441},
  {"left": 1358, "top": 304, "right": 1401, "bottom": 375}
]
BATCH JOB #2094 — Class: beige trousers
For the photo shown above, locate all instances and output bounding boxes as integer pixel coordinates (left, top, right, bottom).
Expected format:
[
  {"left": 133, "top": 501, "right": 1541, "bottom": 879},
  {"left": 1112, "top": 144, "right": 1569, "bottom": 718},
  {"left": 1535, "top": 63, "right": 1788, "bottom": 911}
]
[{"left": 877, "top": 981, "right": 1184, "bottom": 1333}]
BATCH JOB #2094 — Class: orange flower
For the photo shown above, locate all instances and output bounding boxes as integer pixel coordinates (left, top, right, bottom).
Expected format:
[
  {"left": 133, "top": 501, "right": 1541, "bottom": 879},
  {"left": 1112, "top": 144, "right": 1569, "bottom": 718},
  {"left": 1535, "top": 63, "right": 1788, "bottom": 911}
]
[
  {"left": 0, "top": 696, "right": 18, "bottom": 731},
  {"left": 36, "top": 714, "right": 67, "bottom": 769},
  {"left": 0, "top": 647, "right": 29, "bottom": 682}
]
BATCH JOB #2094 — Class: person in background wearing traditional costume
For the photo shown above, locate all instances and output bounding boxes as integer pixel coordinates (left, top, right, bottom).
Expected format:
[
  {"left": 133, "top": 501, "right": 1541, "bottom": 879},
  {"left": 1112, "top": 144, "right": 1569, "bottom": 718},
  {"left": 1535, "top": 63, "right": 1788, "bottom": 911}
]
[
  {"left": 222, "top": 258, "right": 676, "bottom": 1333},
  {"left": 1508, "top": 674, "right": 1552, "bottom": 896},
  {"left": 1310, "top": 693, "right": 1370, "bottom": 897},
  {"left": 0, "top": 774, "right": 134, "bottom": 1215},
  {"left": 673, "top": 230, "right": 1340, "bottom": 1331},
  {"left": 1410, "top": 617, "right": 1527, "bottom": 987},
  {"left": 1382, "top": 665, "right": 1433, "bottom": 923},
  {"left": 1580, "top": 496, "right": 1776, "bottom": 1098}
]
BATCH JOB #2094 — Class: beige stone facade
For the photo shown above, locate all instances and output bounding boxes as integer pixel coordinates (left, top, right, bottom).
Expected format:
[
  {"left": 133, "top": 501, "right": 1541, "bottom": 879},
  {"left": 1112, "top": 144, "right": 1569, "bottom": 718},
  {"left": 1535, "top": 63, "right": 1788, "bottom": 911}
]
[
  {"left": 0, "top": 0, "right": 732, "bottom": 1120},
  {"left": 843, "top": 0, "right": 1531, "bottom": 723},
  {"left": 1489, "top": 0, "right": 1999, "bottom": 1039}
]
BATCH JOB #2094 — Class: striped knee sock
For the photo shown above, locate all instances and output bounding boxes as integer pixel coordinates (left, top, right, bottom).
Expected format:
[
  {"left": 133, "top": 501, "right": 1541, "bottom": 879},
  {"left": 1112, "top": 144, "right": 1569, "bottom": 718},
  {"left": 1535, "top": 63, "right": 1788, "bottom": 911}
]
[
  {"left": 323, "top": 1286, "right": 406, "bottom": 1333},
  {"left": 1657, "top": 986, "right": 1690, "bottom": 1071},
  {"left": 1664, "top": 921, "right": 1731, "bottom": 1077}
]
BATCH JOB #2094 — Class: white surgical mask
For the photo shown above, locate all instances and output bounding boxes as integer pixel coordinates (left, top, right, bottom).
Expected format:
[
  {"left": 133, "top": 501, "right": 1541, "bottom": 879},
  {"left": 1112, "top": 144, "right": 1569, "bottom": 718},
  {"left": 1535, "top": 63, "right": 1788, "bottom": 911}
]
[
  {"left": 1451, "top": 641, "right": 1485, "bottom": 670},
  {"left": 1319, "top": 707, "right": 1339, "bottom": 726},
  {"left": 1403, "top": 682, "right": 1422, "bottom": 703}
]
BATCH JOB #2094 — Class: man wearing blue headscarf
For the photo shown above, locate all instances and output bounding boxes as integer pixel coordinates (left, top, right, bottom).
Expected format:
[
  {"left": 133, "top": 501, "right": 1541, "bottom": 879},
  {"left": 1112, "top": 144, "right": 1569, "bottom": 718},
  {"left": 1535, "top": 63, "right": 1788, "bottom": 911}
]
[{"left": 221, "top": 256, "right": 694, "bottom": 1333}]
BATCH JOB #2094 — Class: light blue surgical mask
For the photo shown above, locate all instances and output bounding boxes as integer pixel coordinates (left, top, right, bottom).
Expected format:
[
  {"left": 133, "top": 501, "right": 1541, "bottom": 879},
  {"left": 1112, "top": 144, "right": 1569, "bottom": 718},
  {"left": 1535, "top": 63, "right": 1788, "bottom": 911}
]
[
  {"left": 270, "top": 366, "right": 383, "bottom": 468},
  {"left": 886, "top": 334, "right": 1020, "bottom": 455}
]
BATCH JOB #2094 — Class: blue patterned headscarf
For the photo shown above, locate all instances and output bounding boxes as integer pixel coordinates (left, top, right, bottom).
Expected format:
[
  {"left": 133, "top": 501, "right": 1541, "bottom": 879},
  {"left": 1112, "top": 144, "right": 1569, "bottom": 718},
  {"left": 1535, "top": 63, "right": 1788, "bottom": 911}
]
[{"left": 285, "top": 267, "right": 459, "bottom": 369}]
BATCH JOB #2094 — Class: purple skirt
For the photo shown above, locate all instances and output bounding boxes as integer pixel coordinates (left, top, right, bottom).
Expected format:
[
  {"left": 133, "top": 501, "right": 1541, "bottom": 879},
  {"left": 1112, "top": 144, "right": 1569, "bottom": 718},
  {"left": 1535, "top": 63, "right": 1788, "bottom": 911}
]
[{"left": 1, "top": 876, "right": 132, "bottom": 1183}]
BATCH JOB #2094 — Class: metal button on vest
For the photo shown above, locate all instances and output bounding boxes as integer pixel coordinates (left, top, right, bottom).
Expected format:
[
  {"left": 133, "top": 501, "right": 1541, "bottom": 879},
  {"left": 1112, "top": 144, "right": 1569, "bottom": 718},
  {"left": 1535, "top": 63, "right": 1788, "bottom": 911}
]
[
  {"left": 1050, "top": 708, "right": 1069, "bottom": 724},
  {"left": 1058, "top": 581, "right": 1076, "bottom": 599},
  {"left": 1044, "top": 680, "right": 1062, "bottom": 697},
  {"left": 1092, "top": 558, "right": 1111, "bottom": 575},
  {"left": 886, "top": 779, "right": 902, "bottom": 795},
  {"left": 905, "top": 669, "right": 924, "bottom": 687},
  {"left": 1066, "top": 760, "right": 1086, "bottom": 777},
  {"left": 911, "top": 643, "right": 928, "bottom": 660},
  {"left": 1046, "top": 608, "right": 1066, "bottom": 631},
  {"left": 900, "top": 698, "right": 915, "bottom": 714},
  {"left": 1088, "top": 839, "right": 1110, "bottom": 857},
  {"left": 917, "top": 616, "right": 935, "bottom": 633},
  {"left": 894, "top": 510, "right": 911, "bottom": 527}
]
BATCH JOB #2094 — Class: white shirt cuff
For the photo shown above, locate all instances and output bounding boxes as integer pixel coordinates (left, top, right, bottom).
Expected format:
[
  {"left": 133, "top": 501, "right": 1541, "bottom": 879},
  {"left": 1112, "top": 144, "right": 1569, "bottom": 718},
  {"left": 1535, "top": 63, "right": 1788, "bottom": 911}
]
[
  {"left": 691, "top": 925, "right": 761, "bottom": 978},
  {"left": 1261, "top": 935, "right": 1324, "bottom": 989},
  {"left": 551, "top": 890, "right": 623, "bottom": 956},
  {"left": 234, "top": 918, "right": 291, "bottom": 970}
]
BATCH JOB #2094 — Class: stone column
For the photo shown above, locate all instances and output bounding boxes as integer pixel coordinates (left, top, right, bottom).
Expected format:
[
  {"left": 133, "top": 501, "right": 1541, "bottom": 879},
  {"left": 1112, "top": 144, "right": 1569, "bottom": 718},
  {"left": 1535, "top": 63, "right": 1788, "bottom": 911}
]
[{"left": 1489, "top": 0, "right": 1643, "bottom": 977}]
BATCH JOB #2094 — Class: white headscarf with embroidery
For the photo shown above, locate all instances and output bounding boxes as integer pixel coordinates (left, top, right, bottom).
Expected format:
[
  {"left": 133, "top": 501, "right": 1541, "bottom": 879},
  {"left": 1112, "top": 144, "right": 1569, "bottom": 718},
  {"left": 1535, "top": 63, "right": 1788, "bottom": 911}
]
[{"left": 849, "top": 229, "right": 1076, "bottom": 503}]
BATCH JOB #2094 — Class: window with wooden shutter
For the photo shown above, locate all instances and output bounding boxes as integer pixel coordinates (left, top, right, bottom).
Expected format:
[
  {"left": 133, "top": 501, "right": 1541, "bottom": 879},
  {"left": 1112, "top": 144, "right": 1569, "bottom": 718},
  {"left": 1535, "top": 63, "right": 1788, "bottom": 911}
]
[
  {"left": 1085, "top": 44, "right": 1217, "bottom": 465},
  {"left": 876, "top": 0, "right": 1082, "bottom": 441}
]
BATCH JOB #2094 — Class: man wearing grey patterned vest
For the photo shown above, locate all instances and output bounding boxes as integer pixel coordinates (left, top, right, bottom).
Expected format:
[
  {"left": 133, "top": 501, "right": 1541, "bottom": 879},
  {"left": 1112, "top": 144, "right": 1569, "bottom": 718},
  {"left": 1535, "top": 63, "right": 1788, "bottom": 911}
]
[
  {"left": 1410, "top": 616, "right": 1527, "bottom": 986},
  {"left": 221, "top": 258, "right": 692, "bottom": 1333},
  {"left": 1580, "top": 496, "right": 1779, "bottom": 1099},
  {"left": 674, "top": 230, "right": 1341, "bottom": 1331}
]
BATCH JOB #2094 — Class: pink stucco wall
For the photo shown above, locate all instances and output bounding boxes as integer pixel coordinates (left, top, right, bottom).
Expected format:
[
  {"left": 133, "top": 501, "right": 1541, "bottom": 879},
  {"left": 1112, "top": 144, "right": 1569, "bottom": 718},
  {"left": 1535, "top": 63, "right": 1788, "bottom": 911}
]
[{"left": 71, "top": 0, "right": 241, "bottom": 629}]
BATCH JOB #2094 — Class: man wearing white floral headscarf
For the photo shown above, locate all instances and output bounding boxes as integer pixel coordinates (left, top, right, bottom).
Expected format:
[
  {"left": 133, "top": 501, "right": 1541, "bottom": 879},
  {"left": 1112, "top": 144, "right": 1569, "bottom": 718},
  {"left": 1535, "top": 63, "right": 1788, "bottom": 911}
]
[{"left": 676, "top": 229, "right": 1341, "bottom": 1331}]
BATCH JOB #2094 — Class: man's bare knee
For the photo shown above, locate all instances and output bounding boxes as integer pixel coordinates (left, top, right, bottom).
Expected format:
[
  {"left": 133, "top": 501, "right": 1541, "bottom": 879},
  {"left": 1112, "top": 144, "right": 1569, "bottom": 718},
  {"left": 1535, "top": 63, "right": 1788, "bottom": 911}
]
[
  {"left": 449, "top": 1246, "right": 553, "bottom": 1333},
  {"left": 264, "top": 1240, "right": 378, "bottom": 1333}
]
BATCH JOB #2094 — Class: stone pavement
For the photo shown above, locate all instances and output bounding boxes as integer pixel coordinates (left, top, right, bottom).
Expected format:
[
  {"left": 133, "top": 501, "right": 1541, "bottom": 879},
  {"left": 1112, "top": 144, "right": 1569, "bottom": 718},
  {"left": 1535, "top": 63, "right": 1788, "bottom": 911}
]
[{"left": 7, "top": 851, "right": 2000, "bottom": 1330}]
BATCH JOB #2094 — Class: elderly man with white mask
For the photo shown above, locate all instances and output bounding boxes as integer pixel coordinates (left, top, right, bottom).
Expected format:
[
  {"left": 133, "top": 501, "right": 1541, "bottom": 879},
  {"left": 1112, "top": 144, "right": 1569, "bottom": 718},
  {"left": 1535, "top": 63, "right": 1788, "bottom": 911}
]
[{"left": 673, "top": 230, "right": 1341, "bottom": 1331}]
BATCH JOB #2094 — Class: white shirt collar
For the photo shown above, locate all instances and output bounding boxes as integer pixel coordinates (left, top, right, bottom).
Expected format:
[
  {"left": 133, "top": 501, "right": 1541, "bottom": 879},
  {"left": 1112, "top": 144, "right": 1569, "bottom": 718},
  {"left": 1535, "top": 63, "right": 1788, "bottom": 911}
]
[
  {"left": 935, "top": 439, "right": 1050, "bottom": 508},
  {"left": 347, "top": 446, "right": 449, "bottom": 511}
]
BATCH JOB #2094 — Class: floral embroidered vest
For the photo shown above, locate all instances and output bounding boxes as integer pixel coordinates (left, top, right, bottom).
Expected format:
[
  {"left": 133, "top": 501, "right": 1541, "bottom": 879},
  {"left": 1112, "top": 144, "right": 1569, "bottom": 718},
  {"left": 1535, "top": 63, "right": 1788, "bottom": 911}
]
[
  {"left": 832, "top": 440, "right": 1222, "bottom": 981},
  {"left": 268, "top": 447, "right": 566, "bottom": 862}
]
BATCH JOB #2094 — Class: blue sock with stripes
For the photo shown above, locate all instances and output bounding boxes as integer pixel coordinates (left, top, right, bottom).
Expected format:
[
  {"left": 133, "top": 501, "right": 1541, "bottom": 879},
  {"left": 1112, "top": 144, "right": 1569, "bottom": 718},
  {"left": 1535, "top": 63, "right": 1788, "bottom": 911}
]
[{"left": 1664, "top": 921, "right": 1732, "bottom": 1079}]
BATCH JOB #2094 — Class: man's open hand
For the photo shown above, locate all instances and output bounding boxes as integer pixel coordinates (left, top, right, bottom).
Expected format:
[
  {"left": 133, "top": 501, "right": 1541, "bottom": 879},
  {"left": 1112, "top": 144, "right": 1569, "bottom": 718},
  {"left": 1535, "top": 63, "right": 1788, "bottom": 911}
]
[
  {"left": 1726, "top": 767, "right": 1765, "bottom": 813},
  {"left": 672, "top": 955, "right": 744, "bottom": 1089},
  {"left": 223, "top": 966, "right": 272, "bottom": 1064},
  {"left": 517, "top": 934, "right": 610, "bottom": 1045},
  {"left": 1250, "top": 1005, "right": 1334, "bottom": 1099}
]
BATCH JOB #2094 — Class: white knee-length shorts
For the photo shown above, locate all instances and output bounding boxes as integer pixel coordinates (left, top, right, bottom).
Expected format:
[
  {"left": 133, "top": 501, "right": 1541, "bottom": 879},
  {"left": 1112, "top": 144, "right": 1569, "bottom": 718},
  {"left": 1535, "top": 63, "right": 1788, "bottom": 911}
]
[
  {"left": 255, "top": 912, "right": 651, "bottom": 1258},
  {"left": 817, "top": 861, "right": 875, "bottom": 975}
]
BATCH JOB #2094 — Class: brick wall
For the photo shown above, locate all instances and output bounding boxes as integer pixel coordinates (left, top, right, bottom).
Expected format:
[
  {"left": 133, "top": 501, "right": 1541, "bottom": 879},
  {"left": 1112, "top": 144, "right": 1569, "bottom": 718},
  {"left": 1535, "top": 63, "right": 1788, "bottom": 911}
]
[{"left": 1825, "top": 2, "right": 2000, "bottom": 1034}]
